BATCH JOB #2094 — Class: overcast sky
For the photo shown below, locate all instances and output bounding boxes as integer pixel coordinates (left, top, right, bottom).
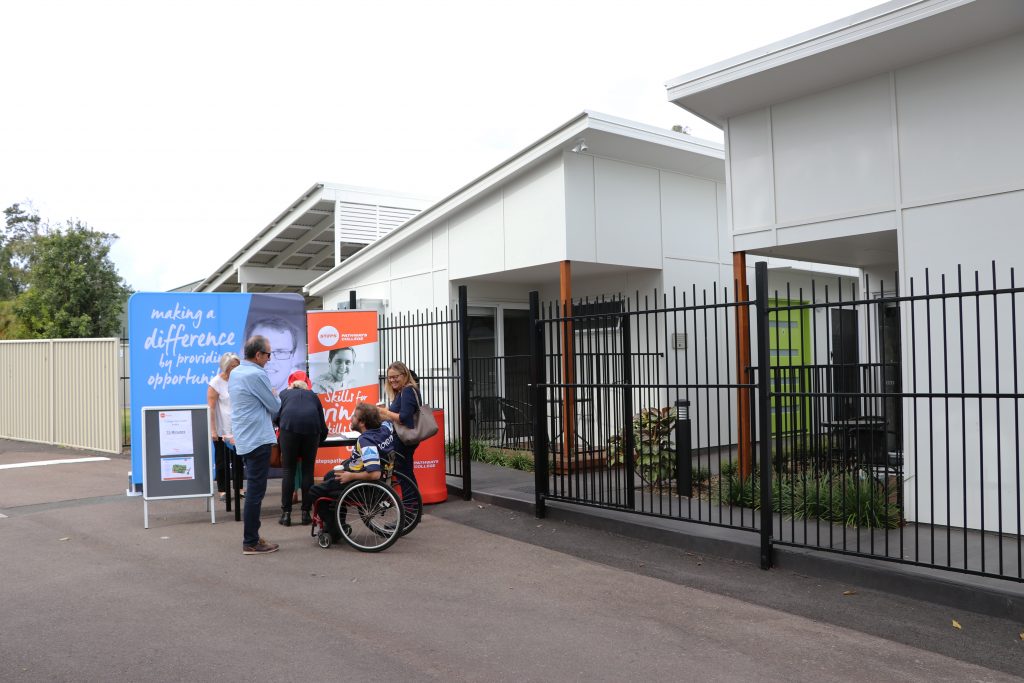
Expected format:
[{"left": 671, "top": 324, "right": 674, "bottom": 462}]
[{"left": 0, "top": 0, "right": 880, "bottom": 292}]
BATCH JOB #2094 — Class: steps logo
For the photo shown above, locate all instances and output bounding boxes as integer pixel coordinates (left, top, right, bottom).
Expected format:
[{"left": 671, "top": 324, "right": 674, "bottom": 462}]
[{"left": 318, "top": 325, "right": 340, "bottom": 346}]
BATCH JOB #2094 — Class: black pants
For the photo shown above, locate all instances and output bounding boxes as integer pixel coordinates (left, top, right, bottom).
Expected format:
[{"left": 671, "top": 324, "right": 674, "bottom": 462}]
[
  {"left": 279, "top": 429, "right": 318, "bottom": 512},
  {"left": 213, "top": 437, "right": 230, "bottom": 493},
  {"left": 394, "top": 446, "right": 419, "bottom": 507},
  {"left": 309, "top": 473, "right": 345, "bottom": 538}
]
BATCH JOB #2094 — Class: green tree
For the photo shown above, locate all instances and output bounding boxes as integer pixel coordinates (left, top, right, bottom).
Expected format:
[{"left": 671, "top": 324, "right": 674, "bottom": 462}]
[
  {"left": 13, "top": 220, "right": 132, "bottom": 338},
  {"left": 1, "top": 203, "right": 41, "bottom": 299}
]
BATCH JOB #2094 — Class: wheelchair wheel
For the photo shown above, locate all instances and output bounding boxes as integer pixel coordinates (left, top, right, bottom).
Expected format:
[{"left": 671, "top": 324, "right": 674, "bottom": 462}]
[
  {"left": 391, "top": 471, "right": 423, "bottom": 536},
  {"left": 317, "top": 532, "right": 331, "bottom": 548},
  {"left": 335, "top": 481, "right": 403, "bottom": 552}
]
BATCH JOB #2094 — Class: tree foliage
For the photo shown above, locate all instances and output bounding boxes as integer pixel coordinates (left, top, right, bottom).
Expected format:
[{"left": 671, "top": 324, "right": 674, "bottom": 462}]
[
  {"left": 0, "top": 204, "right": 132, "bottom": 339},
  {"left": 0, "top": 203, "right": 41, "bottom": 299}
]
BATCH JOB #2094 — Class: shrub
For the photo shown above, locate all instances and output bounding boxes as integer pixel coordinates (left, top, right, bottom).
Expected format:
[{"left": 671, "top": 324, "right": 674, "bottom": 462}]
[
  {"left": 607, "top": 407, "right": 678, "bottom": 486},
  {"left": 716, "top": 468, "right": 901, "bottom": 529}
]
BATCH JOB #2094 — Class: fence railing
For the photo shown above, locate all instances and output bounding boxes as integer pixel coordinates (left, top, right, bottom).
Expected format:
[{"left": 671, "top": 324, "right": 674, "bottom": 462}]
[
  {"left": 378, "top": 286, "right": 471, "bottom": 498},
  {"left": 530, "top": 261, "right": 1024, "bottom": 583}
]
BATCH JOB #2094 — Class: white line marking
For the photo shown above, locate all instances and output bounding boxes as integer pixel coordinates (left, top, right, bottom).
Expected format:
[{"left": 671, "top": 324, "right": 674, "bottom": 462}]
[
  {"left": 0, "top": 512, "right": 7, "bottom": 518},
  {"left": 0, "top": 456, "right": 111, "bottom": 470}
]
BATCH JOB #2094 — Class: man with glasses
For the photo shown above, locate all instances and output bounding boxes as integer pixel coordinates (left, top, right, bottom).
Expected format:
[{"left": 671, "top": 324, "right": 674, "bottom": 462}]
[
  {"left": 244, "top": 316, "right": 302, "bottom": 395},
  {"left": 229, "top": 335, "right": 283, "bottom": 555}
]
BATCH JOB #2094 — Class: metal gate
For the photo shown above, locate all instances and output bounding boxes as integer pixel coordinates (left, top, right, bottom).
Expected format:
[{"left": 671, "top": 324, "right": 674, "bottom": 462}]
[
  {"left": 378, "top": 286, "right": 472, "bottom": 499},
  {"left": 531, "top": 261, "right": 1024, "bottom": 583}
]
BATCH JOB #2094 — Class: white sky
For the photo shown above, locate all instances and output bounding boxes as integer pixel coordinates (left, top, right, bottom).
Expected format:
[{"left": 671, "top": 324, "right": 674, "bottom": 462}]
[{"left": 0, "top": 0, "right": 880, "bottom": 292}]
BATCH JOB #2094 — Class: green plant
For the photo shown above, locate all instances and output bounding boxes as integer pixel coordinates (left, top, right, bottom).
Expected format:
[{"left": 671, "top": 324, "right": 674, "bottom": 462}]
[
  {"left": 692, "top": 467, "right": 712, "bottom": 483},
  {"left": 607, "top": 407, "right": 678, "bottom": 486},
  {"left": 448, "top": 439, "right": 535, "bottom": 472},
  {"left": 716, "top": 468, "right": 901, "bottom": 529}
]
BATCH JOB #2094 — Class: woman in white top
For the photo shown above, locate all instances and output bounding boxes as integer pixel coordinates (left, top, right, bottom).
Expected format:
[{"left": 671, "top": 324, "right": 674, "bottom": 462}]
[{"left": 208, "top": 352, "right": 240, "bottom": 499}]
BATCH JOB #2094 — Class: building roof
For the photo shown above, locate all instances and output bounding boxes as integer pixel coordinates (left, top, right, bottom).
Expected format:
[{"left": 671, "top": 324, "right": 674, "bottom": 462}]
[
  {"left": 305, "top": 110, "right": 724, "bottom": 297},
  {"left": 666, "top": 0, "right": 1024, "bottom": 126},
  {"left": 192, "top": 183, "right": 431, "bottom": 301}
]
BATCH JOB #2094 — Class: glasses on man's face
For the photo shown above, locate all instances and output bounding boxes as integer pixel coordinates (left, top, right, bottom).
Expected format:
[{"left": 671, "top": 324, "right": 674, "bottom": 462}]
[{"left": 269, "top": 350, "right": 294, "bottom": 361}]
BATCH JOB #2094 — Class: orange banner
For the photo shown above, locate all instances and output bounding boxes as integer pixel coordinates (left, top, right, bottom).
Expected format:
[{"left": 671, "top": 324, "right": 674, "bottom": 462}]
[{"left": 306, "top": 310, "right": 380, "bottom": 435}]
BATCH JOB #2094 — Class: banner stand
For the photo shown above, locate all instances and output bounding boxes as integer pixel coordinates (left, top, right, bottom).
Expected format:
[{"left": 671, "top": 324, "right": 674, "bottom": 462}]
[{"left": 140, "top": 405, "right": 215, "bottom": 529}]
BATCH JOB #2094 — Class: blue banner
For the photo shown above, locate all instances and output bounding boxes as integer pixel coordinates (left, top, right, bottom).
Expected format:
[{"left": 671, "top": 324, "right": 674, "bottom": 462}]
[{"left": 128, "top": 292, "right": 306, "bottom": 486}]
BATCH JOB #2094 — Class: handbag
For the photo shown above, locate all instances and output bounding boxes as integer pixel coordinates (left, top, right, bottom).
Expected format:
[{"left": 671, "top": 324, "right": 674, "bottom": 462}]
[
  {"left": 393, "top": 387, "right": 439, "bottom": 446},
  {"left": 270, "top": 428, "right": 282, "bottom": 468}
]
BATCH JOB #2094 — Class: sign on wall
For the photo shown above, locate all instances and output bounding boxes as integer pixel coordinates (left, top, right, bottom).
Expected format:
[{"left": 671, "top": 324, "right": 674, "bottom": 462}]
[
  {"left": 307, "top": 310, "right": 379, "bottom": 435},
  {"left": 128, "top": 292, "right": 306, "bottom": 487}
]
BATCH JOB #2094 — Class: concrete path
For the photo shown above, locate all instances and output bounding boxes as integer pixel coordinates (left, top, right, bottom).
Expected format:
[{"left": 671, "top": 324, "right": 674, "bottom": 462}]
[{"left": 2, "top": 440, "right": 1022, "bottom": 681}]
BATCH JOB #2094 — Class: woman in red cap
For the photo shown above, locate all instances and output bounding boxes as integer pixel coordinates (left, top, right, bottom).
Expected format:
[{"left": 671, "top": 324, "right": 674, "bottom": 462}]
[{"left": 275, "top": 370, "right": 328, "bottom": 526}]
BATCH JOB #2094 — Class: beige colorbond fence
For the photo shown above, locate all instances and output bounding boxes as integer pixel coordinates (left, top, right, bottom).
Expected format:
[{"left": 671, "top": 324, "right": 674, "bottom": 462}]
[{"left": 0, "top": 338, "right": 121, "bottom": 454}]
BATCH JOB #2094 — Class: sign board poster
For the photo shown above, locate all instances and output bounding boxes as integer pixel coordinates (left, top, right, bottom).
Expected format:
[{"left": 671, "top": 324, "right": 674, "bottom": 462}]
[
  {"left": 128, "top": 292, "right": 307, "bottom": 487},
  {"left": 308, "top": 309, "right": 379, "bottom": 479},
  {"left": 307, "top": 309, "right": 379, "bottom": 434},
  {"left": 141, "top": 406, "right": 212, "bottom": 499}
]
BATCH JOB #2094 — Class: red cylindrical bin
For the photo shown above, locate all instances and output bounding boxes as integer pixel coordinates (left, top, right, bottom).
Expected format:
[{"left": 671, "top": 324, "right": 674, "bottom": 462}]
[{"left": 413, "top": 408, "right": 448, "bottom": 504}]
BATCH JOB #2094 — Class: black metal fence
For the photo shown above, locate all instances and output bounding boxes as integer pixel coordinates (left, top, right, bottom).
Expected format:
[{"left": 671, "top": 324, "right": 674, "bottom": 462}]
[
  {"left": 378, "top": 286, "right": 472, "bottom": 498},
  {"left": 531, "top": 261, "right": 1024, "bottom": 583},
  {"left": 466, "top": 355, "right": 533, "bottom": 450}
]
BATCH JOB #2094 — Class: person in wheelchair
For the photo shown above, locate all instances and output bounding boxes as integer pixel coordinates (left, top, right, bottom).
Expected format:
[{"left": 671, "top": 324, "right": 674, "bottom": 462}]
[{"left": 308, "top": 402, "right": 397, "bottom": 539}]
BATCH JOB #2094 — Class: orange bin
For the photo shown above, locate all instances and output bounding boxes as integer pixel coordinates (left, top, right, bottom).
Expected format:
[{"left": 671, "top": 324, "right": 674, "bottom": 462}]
[{"left": 413, "top": 409, "right": 448, "bottom": 504}]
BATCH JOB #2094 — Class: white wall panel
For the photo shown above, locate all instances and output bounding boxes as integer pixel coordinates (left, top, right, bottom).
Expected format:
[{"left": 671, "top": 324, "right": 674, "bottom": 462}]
[
  {"left": 727, "top": 108, "right": 774, "bottom": 231},
  {"left": 772, "top": 74, "right": 895, "bottom": 223},
  {"left": 594, "top": 158, "right": 661, "bottom": 269},
  {"left": 448, "top": 192, "right": 504, "bottom": 279},
  {"left": 564, "top": 152, "right": 597, "bottom": 262},
  {"left": 661, "top": 171, "right": 720, "bottom": 262},
  {"left": 897, "top": 34, "right": 1024, "bottom": 205},
  {"left": 432, "top": 221, "right": 449, "bottom": 269},
  {"left": 432, "top": 270, "right": 451, "bottom": 308},
  {"left": 390, "top": 273, "right": 434, "bottom": 312},
  {"left": 389, "top": 229, "right": 433, "bottom": 279},
  {"left": 902, "top": 190, "right": 1024, "bottom": 281},
  {"left": 717, "top": 184, "right": 730, "bottom": 262},
  {"left": 504, "top": 156, "right": 566, "bottom": 270}
]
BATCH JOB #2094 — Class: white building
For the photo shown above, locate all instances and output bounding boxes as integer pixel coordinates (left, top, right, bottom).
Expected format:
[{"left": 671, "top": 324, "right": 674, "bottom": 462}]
[{"left": 667, "top": 0, "right": 1024, "bottom": 532}]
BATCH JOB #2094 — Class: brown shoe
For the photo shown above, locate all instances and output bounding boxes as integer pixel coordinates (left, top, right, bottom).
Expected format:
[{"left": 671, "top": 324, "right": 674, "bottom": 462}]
[{"left": 242, "top": 538, "right": 280, "bottom": 555}]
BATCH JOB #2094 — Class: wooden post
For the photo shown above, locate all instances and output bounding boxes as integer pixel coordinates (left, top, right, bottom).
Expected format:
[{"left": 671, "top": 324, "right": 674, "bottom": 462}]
[
  {"left": 734, "top": 251, "right": 753, "bottom": 480},
  {"left": 559, "top": 260, "right": 576, "bottom": 461}
]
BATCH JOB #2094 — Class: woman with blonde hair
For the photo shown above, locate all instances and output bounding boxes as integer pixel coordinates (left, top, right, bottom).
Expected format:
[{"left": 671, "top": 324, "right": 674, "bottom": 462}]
[
  {"left": 207, "top": 352, "right": 240, "bottom": 500},
  {"left": 377, "top": 361, "right": 421, "bottom": 507}
]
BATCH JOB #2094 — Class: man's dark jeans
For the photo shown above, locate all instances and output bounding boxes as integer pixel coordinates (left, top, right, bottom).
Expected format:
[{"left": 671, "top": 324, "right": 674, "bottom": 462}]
[{"left": 240, "top": 443, "right": 272, "bottom": 548}]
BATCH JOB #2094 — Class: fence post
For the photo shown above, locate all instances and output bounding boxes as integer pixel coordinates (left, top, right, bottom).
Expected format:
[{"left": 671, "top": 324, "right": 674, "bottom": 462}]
[
  {"left": 458, "top": 285, "right": 472, "bottom": 500},
  {"left": 754, "top": 261, "right": 773, "bottom": 569},
  {"left": 621, "top": 314, "right": 636, "bottom": 510},
  {"left": 675, "top": 399, "right": 691, "bottom": 497},
  {"left": 529, "top": 291, "right": 549, "bottom": 518}
]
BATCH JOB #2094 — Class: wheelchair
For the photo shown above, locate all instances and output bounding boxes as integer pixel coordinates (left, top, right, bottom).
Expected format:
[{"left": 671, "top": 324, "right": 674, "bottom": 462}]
[{"left": 309, "top": 450, "right": 423, "bottom": 552}]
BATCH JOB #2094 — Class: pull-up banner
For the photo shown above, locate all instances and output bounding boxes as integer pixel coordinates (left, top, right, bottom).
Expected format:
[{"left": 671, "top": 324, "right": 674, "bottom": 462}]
[
  {"left": 128, "top": 292, "right": 306, "bottom": 487},
  {"left": 307, "top": 309, "right": 379, "bottom": 478},
  {"left": 307, "top": 309, "right": 379, "bottom": 435}
]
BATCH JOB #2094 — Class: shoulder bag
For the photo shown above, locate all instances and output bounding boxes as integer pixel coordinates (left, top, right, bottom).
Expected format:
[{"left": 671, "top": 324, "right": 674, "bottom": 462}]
[{"left": 393, "top": 387, "right": 439, "bottom": 446}]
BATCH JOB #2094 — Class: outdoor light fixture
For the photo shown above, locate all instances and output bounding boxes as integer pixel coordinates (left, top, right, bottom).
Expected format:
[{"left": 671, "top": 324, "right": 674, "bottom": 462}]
[{"left": 571, "top": 139, "right": 588, "bottom": 153}]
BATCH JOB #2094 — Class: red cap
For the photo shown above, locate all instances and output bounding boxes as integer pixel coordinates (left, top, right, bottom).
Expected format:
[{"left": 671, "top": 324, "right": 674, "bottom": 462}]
[{"left": 287, "top": 370, "right": 311, "bottom": 389}]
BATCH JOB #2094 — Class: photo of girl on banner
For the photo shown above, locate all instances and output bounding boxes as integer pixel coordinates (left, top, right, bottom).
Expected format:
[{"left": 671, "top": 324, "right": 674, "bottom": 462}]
[{"left": 307, "top": 310, "right": 379, "bottom": 434}]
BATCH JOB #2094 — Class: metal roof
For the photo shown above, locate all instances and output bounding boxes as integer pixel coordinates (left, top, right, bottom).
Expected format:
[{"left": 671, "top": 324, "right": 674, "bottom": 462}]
[{"left": 193, "top": 183, "right": 431, "bottom": 304}]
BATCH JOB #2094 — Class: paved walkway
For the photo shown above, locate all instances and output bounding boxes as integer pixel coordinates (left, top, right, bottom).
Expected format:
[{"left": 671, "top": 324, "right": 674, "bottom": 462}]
[
  {"left": 2, "top": 440, "right": 1023, "bottom": 680},
  {"left": 453, "top": 461, "right": 1024, "bottom": 620}
]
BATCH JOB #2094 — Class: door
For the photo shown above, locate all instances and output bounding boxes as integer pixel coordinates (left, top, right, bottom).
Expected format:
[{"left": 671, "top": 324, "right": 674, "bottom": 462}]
[
  {"left": 878, "top": 301, "right": 902, "bottom": 453},
  {"left": 768, "top": 300, "right": 811, "bottom": 436},
  {"left": 830, "top": 309, "right": 860, "bottom": 420}
]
